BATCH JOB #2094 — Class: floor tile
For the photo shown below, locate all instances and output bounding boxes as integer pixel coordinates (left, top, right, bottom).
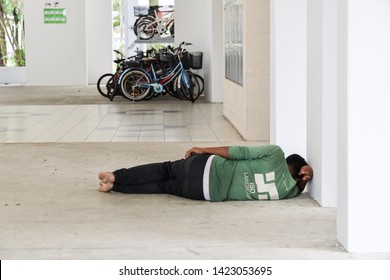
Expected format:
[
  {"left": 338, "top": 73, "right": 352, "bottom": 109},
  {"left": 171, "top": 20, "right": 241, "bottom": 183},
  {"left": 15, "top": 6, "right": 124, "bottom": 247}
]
[{"left": 0, "top": 101, "right": 242, "bottom": 143}]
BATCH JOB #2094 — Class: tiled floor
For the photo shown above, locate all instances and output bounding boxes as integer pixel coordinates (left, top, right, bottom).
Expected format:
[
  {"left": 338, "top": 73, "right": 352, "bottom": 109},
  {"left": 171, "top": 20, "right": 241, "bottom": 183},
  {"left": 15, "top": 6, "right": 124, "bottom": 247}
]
[{"left": 0, "top": 90, "right": 243, "bottom": 143}]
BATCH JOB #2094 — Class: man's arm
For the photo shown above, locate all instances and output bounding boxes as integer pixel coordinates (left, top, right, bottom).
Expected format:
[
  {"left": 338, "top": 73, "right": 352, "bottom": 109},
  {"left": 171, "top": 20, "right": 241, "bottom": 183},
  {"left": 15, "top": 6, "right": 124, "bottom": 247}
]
[{"left": 184, "top": 146, "right": 229, "bottom": 159}]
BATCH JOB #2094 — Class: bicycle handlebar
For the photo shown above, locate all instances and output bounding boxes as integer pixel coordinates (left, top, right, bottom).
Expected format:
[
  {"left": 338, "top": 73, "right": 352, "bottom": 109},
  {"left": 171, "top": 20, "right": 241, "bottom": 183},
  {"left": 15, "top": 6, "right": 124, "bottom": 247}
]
[
  {"left": 113, "top": 49, "right": 123, "bottom": 56},
  {"left": 113, "top": 50, "right": 140, "bottom": 65},
  {"left": 179, "top": 41, "right": 193, "bottom": 47}
]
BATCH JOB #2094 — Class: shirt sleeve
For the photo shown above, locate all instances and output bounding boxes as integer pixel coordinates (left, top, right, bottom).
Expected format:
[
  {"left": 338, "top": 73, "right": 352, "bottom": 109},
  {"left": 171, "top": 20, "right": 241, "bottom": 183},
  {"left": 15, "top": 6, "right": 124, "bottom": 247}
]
[{"left": 228, "top": 145, "right": 283, "bottom": 160}]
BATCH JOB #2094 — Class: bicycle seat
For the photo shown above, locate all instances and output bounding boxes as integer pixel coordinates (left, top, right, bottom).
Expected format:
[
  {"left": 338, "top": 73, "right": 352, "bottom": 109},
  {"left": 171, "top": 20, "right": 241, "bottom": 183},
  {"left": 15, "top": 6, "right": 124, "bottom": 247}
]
[
  {"left": 141, "top": 57, "right": 159, "bottom": 64},
  {"left": 125, "top": 61, "right": 142, "bottom": 68}
]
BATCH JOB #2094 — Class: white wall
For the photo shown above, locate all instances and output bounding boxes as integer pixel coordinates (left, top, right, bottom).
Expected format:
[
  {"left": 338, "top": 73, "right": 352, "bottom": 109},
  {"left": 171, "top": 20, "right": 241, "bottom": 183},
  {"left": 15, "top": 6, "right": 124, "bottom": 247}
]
[
  {"left": 337, "top": 0, "right": 390, "bottom": 253},
  {"left": 336, "top": 0, "right": 348, "bottom": 250},
  {"left": 306, "top": 0, "right": 338, "bottom": 207},
  {"left": 86, "top": 0, "right": 113, "bottom": 84},
  {"left": 175, "top": 0, "right": 223, "bottom": 102},
  {"left": 0, "top": 67, "right": 26, "bottom": 84},
  {"left": 209, "top": 0, "right": 224, "bottom": 103},
  {"left": 24, "top": 0, "right": 87, "bottom": 85},
  {"left": 2, "top": 0, "right": 112, "bottom": 86},
  {"left": 270, "top": 0, "right": 307, "bottom": 157}
]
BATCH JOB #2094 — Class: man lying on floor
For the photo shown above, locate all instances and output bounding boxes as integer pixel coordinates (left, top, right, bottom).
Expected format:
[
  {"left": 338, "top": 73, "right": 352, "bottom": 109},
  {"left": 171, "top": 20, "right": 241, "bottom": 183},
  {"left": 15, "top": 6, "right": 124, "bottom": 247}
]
[{"left": 98, "top": 145, "right": 313, "bottom": 202}]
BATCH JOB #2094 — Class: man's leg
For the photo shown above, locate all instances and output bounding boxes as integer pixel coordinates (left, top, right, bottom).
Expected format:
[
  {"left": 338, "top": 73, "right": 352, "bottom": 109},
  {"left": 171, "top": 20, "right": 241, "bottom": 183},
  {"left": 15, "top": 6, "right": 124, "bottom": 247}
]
[
  {"left": 98, "top": 161, "right": 179, "bottom": 194},
  {"left": 160, "top": 154, "right": 210, "bottom": 200},
  {"left": 98, "top": 154, "right": 210, "bottom": 199},
  {"left": 113, "top": 162, "right": 175, "bottom": 185}
]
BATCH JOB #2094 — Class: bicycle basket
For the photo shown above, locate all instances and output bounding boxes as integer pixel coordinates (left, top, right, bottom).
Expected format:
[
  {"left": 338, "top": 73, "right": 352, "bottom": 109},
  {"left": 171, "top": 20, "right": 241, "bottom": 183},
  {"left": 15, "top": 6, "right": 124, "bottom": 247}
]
[
  {"left": 133, "top": 6, "right": 149, "bottom": 16},
  {"left": 159, "top": 52, "right": 171, "bottom": 63},
  {"left": 180, "top": 52, "right": 191, "bottom": 70},
  {"left": 190, "top": 52, "right": 203, "bottom": 70}
]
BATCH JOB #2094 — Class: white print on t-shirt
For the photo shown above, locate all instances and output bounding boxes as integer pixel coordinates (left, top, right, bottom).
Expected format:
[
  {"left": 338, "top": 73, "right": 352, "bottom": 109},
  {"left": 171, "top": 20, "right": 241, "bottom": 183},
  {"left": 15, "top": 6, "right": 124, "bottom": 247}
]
[
  {"left": 282, "top": 173, "right": 289, "bottom": 191},
  {"left": 254, "top": 172, "right": 279, "bottom": 200},
  {"left": 244, "top": 172, "right": 257, "bottom": 199}
]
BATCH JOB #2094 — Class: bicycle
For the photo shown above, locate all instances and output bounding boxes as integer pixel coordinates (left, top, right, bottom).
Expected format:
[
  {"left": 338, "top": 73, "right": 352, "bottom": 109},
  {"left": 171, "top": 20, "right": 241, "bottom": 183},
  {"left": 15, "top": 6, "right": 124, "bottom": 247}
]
[
  {"left": 133, "top": 5, "right": 175, "bottom": 40},
  {"left": 96, "top": 49, "right": 146, "bottom": 101},
  {"left": 119, "top": 42, "right": 201, "bottom": 102}
]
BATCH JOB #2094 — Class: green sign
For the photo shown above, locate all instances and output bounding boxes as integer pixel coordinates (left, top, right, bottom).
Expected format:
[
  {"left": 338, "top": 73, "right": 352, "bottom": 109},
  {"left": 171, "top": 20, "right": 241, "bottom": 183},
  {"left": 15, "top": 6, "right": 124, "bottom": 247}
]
[{"left": 44, "top": 8, "right": 67, "bottom": 24}]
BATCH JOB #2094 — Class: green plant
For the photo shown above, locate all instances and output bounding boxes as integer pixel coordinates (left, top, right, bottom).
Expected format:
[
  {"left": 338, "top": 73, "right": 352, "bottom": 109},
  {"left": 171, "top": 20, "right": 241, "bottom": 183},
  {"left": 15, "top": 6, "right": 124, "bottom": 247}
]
[
  {"left": 0, "top": 0, "right": 25, "bottom": 66},
  {"left": 112, "top": 0, "right": 124, "bottom": 54}
]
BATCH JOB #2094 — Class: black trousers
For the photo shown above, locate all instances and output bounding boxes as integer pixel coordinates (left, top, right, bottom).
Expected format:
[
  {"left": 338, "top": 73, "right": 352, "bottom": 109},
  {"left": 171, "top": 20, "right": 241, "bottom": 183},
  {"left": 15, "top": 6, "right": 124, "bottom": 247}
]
[{"left": 112, "top": 153, "right": 211, "bottom": 200}]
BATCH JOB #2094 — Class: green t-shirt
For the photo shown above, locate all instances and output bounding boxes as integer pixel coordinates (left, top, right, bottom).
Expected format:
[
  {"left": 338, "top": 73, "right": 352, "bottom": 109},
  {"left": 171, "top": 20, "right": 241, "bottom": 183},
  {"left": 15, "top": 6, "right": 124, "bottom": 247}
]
[{"left": 208, "top": 145, "right": 299, "bottom": 202}]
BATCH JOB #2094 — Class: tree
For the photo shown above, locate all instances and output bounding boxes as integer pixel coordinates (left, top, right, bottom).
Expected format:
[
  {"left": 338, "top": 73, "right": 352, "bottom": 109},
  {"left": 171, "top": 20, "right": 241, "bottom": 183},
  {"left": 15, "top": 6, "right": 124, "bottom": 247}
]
[
  {"left": 113, "top": 0, "right": 125, "bottom": 53},
  {"left": 0, "top": 21, "right": 6, "bottom": 66},
  {"left": 0, "top": 0, "right": 25, "bottom": 66}
]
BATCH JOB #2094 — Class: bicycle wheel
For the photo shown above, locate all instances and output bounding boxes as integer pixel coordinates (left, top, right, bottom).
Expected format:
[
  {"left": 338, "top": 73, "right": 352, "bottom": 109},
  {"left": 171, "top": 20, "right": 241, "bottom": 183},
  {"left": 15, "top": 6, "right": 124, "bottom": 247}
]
[
  {"left": 165, "top": 79, "right": 182, "bottom": 99},
  {"left": 136, "top": 17, "right": 156, "bottom": 40},
  {"left": 120, "top": 69, "right": 151, "bottom": 101},
  {"left": 97, "top": 73, "right": 114, "bottom": 98},
  {"left": 168, "top": 21, "right": 174, "bottom": 37},
  {"left": 133, "top": 16, "right": 145, "bottom": 36},
  {"left": 191, "top": 73, "right": 204, "bottom": 96},
  {"left": 142, "top": 88, "right": 156, "bottom": 100},
  {"left": 176, "top": 72, "right": 203, "bottom": 102},
  {"left": 133, "top": 15, "right": 154, "bottom": 36}
]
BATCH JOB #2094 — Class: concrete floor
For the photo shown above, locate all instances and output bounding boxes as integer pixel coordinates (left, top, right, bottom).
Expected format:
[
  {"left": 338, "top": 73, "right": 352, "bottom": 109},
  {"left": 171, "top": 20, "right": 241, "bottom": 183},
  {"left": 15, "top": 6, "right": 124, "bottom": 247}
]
[{"left": 1, "top": 85, "right": 389, "bottom": 260}]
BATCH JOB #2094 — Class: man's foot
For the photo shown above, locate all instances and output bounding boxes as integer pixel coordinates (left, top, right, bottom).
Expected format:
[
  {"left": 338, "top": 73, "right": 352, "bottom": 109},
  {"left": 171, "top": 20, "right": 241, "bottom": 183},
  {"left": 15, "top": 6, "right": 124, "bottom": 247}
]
[{"left": 98, "top": 172, "right": 115, "bottom": 192}]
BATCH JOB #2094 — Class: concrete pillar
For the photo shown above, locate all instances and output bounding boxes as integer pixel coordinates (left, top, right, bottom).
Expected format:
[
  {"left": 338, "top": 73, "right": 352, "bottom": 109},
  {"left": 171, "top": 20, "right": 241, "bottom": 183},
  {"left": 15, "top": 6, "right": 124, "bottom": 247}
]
[
  {"left": 306, "top": 0, "right": 338, "bottom": 207},
  {"left": 86, "top": 0, "right": 113, "bottom": 84},
  {"left": 337, "top": 0, "right": 390, "bottom": 252},
  {"left": 270, "top": 0, "right": 307, "bottom": 157},
  {"left": 209, "top": 0, "right": 224, "bottom": 103},
  {"left": 223, "top": 0, "right": 270, "bottom": 141},
  {"left": 175, "top": 0, "right": 223, "bottom": 102}
]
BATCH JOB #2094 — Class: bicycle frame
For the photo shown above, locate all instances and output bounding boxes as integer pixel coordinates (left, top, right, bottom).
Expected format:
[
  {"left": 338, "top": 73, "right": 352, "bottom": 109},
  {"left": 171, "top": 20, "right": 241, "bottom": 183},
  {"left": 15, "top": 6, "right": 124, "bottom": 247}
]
[
  {"left": 146, "top": 9, "right": 174, "bottom": 35},
  {"left": 123, "top": 57, "right": 190, "bottom": 94}
]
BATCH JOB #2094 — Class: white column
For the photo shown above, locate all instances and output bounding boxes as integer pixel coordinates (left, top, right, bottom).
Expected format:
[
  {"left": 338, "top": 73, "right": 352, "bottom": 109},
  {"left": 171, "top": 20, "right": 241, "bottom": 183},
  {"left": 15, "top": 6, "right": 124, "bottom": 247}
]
[
  {"left": 175, "top": 0, "right": 218, "bottom": 101},
  {"left": 337, "top": 0, "right": 390, "bottom": 252},
  {"left": 270, "top": 0, "right": 307, "bottom": 157},
  {"left": 209, "top": 0, "right": 224, "bottom": 103},
  {"left": 306, "top": 0, "right": 337, "bottom": 207},
  {"left": 86, "top": 0, "right": 113, "bottom": 85}
]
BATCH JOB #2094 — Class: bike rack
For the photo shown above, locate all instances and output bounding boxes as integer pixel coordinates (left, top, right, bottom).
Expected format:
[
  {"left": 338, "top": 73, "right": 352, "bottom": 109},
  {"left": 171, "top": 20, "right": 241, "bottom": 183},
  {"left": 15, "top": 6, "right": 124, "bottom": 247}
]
[
  {"left": 128, "top": 5, "right": 175, "bottom": 52},
  {"left": 128, "top": 35, "right": 174, "bottom": 53}
]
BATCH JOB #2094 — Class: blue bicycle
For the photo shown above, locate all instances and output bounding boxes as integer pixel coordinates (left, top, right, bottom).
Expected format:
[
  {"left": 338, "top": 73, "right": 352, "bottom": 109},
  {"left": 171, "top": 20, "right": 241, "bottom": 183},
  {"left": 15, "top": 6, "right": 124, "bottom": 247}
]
[{"left": 119, "top": 43, "right": 203, "bottom": 102}]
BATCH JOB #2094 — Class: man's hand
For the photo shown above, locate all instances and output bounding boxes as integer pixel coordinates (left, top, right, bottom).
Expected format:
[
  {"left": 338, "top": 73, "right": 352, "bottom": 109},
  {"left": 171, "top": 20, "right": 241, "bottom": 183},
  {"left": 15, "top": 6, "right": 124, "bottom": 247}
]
[
  {"left": 184, "top": 147, "right": 205, "bottom": 159},
  {"left": 295, "top": 165, "right": 313, "bottom": 193},
  {"left": 299, "top": 165, "right": 313, "bottom": 182}
]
